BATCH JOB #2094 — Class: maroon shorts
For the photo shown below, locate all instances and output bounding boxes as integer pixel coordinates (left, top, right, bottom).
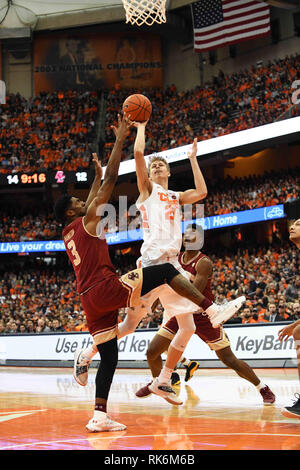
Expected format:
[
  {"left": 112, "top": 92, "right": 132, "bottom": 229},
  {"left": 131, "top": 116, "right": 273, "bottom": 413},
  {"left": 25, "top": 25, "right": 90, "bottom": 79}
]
[
  {"left": 159, "top": 313, "right": 230, "bottom": 351},
  {"left": 80, "top": 269, "right": 143, "bottom": 344}
]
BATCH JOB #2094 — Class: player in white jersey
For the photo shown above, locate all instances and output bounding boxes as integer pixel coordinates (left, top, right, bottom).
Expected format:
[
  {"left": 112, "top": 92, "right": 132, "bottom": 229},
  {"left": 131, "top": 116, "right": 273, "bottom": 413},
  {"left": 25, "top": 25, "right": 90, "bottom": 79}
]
[
  {"left": 117, "top": 120, "right": 246, "bottom": 404},
  {"left": 137, "top": 182, "right": 182, "bottom": 265}
]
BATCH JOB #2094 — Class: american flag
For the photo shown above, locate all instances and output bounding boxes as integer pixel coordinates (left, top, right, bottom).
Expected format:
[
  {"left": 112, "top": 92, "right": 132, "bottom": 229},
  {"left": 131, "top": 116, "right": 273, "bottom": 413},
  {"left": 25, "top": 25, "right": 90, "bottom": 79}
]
[{"left": 192, "top": 0, "right": 271, "bottom": 52}]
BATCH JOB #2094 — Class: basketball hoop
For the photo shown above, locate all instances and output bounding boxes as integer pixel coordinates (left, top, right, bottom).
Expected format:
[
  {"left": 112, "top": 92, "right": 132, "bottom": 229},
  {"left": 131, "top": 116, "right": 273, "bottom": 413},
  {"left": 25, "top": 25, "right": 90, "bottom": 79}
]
[{"left": 122, "top": 0, "right": 167, "bottom": 26}]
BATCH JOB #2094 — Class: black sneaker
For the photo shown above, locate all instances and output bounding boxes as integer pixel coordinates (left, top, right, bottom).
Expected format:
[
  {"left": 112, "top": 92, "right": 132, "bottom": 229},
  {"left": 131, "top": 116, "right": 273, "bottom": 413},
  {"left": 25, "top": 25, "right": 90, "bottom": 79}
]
[
  {"left": 171, "top": 372, "right": 180, "bottom": 386},
  {"left": 184, "top": 361, "right": 199, "bottom": 382},
  {"left": 281, "top": 394, "right": 300, "bottom": 419}
]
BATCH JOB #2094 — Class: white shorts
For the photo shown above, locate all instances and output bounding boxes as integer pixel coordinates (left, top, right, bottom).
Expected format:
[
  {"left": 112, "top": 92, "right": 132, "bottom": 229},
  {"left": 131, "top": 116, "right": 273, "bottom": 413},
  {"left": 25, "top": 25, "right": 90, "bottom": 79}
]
[{"left": 139, "top": 255, "right": 201, "bottom": 322}]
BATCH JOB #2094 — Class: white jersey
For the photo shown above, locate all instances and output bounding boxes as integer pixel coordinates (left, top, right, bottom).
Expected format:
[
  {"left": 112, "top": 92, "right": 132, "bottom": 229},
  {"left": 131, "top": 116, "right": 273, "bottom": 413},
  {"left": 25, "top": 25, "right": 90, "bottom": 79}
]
[{"left": 136, "top": 182, "right": 182, "bottom": 265}]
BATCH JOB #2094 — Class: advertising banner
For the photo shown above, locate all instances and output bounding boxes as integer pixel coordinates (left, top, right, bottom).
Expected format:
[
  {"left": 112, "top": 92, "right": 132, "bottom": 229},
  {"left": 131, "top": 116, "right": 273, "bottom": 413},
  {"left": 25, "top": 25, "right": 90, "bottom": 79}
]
[
  {"left": 0, "top": 323, "right": 296, "bottom": 364},
  {"left": 34, "top": 32, "right": 163, "bottom": 93},
  {"left": 0, "top": 204, "right": 285, "bottom": 253}
]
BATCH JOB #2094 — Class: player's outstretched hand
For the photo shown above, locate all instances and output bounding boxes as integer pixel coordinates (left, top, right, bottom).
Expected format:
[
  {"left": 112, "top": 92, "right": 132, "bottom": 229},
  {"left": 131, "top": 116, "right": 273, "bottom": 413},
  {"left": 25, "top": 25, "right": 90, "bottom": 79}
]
[
  {"left": 187, "top": 137, "right": 198, "bottom": 160},
  {"left": 278, "top": 324, "right": 295, "bottom": 341},
  {"left": 91, "top": 153, "right": 103, "bottom": 179},
  {"left": 111, "top": 113, "right": 133, "bottom": 140}
]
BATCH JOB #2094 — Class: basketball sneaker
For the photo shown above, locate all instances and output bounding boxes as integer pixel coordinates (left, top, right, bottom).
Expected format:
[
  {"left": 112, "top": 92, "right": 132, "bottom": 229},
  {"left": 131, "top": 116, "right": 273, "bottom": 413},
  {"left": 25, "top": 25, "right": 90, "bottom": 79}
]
[
  {"left": 135, "top": 382, "right": 152, "bottom": 398},
  {"left": 281, "top": 394, "right": 300, "bottom": 419},
  {"left": 208, "top": 296, "right": 246, "bottom": 328},
  {"left": 184, "top": 361, "right": 199, "bottom": 382},
  {"left": 149, "top": 378, "right": 183, "bottom": 405},
  {"left": 171, "top": 372, "right": 181, "bottom": 386},
  {"left": 73, "top": 348, "right": 91, "bottom": 386},
  {"left": 86, "top": 416, "right": 126, "bottom": 432},
  {"left": 259, "top": 385, "right": 276, "bottom": 405}
]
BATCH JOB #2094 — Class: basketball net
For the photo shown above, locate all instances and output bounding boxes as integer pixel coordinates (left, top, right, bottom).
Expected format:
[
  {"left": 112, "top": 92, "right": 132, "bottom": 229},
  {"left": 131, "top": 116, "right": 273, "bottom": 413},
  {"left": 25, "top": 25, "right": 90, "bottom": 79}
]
[{"left": 122, "top": 0, "right": 167, "bottom": 26}]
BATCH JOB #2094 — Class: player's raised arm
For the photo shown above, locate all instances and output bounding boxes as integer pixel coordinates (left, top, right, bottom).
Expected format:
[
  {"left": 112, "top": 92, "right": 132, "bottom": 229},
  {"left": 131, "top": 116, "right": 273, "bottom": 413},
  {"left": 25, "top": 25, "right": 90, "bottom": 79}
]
[
  {"left": 84, "top": 153, "right": 103, "bottom": 209},
  {"left": 133, "top": 121, "right": 152, "bottom": 200},
  {"left": 179, "top": 138, "right": 207, "bottom": 205},
  {"left": 84, "top": 113, "right": 132, "bottom": 228}
]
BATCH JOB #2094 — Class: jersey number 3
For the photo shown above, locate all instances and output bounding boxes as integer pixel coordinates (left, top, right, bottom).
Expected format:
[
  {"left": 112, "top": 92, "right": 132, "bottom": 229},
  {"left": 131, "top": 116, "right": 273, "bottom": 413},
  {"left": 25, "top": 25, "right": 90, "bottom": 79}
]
[{"left": 67, "top": 240, "right": 81, "bottom": 266}]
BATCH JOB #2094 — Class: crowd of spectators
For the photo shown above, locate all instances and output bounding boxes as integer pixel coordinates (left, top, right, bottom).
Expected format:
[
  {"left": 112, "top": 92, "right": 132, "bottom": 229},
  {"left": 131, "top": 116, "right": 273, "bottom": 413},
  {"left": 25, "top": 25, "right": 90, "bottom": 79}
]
[
  {"left": 1, "top": 54, "right": 299, "bottom": 173},
  {"left": 0, "top": 90, "right": 99, "bottom": 174},
  {"left": 0, "top": 167, "right": 299, "bottom": 242},
  {"left": 0, "top": 211, "right": 59, "bottom": 242},
  {"left": 0, "top": 241, "right": 299, "bottom": 334}
]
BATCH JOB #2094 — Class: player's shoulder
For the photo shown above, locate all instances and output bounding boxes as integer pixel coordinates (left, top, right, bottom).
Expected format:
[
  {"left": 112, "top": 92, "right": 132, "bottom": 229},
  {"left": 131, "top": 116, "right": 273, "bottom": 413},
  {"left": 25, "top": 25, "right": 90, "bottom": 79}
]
[
  {"left": 62, "top": 217, "right": 82, "bottom": 236},
  {"left": 195, "top": 252, "right": 213, "bottom": 271}
]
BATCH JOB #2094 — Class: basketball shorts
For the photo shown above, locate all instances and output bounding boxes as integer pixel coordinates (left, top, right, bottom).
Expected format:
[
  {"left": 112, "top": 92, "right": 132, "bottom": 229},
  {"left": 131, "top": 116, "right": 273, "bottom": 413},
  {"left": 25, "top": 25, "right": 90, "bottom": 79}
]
[
  {"left": 139, "top": 256, "right": 201, "bottom": 321},
  {"left": 80, "top": 269, "right": 143, "bottom": 344},
  {"left": 158, "top": 313, "right": 230, "bottom": 351}
]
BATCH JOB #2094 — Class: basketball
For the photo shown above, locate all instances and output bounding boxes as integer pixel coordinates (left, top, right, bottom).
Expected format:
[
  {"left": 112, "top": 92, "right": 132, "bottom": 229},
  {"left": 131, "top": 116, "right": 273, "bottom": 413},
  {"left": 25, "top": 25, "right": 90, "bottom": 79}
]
[{"left": 122, "top": 94, "right": 152, "bottom": 122}]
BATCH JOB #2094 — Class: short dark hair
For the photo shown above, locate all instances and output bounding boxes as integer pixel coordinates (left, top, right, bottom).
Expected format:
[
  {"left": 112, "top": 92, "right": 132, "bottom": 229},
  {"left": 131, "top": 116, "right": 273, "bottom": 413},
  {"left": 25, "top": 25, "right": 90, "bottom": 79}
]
[
  {"left": 54, "top": 194, "right": 72, "bottom": 224},
  {"left": 185, "top": 223, "right": 203, "bottom": 234}
]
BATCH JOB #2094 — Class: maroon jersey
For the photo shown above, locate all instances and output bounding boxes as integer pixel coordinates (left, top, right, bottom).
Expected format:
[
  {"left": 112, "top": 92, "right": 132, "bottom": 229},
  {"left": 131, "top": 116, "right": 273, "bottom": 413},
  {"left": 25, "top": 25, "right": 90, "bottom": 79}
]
[
  {"left": 62, "top": 217, "right": 117, "bottom": 294},
  {"left": 178, "top": 251, "right": 215, "bottom": 302}
]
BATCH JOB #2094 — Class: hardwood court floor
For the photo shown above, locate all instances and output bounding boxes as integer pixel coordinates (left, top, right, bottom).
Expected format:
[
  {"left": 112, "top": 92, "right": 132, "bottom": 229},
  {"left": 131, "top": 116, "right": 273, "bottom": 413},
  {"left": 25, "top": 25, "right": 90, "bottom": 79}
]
[{"left": 0, "top": 366, "right": 299, "bottom": 451}]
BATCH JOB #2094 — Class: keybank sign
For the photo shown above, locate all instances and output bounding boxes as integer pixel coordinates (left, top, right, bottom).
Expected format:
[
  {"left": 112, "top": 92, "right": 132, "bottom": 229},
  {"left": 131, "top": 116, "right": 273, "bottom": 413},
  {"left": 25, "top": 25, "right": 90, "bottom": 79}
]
[{"left": 0, "top": 204, "right": 285, "bottom": 253}]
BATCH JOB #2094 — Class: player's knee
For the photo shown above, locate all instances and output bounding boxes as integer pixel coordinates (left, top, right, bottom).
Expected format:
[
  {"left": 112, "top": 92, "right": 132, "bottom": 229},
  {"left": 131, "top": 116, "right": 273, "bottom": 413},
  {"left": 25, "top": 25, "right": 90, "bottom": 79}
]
[
  {"left": 220, "top": 353, "right": 237, "bottom": 369},
  {"left": 146, "top": 345, "right": 157, "bottom": 361},
  {"left": 182, "top": 322, "right": 196, "bottom": 336},
  {"left": 217, "top": 347, "right": 237, "bottom": 368},
  {"left": 147, "top": 341, "right": 161, "bottom": 361},
  {"left": 97, "top": 338, "right": 118, "bottom": 369},
  {"left": 170, "top": 325, "right": 195, "bottom": 352}
]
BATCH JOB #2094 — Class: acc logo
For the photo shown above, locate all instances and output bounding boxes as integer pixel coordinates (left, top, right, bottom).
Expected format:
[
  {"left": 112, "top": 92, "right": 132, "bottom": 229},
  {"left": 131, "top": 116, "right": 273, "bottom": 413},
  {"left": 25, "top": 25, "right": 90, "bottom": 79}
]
[{"left": 264, "top": 206, "right": 284, "bottom": 220}]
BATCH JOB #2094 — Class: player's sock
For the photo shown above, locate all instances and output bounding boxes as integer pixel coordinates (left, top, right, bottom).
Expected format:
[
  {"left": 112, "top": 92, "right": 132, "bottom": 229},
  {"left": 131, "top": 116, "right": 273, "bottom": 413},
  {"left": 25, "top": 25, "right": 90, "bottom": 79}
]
[
  {"left": 255, "top": 381, "right": 267, "bottom": 391},
  {"left": 157, "top": 366, "right": 173, "bottom": 384},
  {"left": 94, "top": 404, "right": 107, "bottom": 420},
  {"left": 95, "top": 403, "right": 107, "bottom": 413},
  {"left": 82, "top": 343, "right": 98, "bottom": 362}
]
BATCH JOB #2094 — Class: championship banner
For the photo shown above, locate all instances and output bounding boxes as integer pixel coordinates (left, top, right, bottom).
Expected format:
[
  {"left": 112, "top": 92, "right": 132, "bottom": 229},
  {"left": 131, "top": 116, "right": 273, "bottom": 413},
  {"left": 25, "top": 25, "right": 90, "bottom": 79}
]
[{"left": 33, "top": 32, "right": 163, "bottom": 93}]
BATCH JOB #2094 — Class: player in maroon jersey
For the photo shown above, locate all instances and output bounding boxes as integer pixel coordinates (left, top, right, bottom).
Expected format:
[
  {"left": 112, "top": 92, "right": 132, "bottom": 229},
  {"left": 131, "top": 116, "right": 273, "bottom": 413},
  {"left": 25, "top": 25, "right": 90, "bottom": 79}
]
[
  {"left": 279, "top": 217, "right": 300, "bottom": 419},
  {"left": 54, "top": 115, "right": 243, "bottom": 431},
  {"left": 136, "top": 224, "right": 276, "bottom": 405}
]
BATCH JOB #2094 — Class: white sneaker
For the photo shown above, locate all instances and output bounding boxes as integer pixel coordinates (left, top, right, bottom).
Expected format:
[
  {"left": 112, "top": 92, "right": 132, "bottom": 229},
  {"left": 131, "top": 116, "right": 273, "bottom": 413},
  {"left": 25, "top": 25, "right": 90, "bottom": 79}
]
[
  {"left": 148, "top": 378, "right": 183, "bottom": 405},
  {"left": 209, "top": 296, "right": 246, "bottom": 328},
  {"left": 73, "top": 348, "right": 91, "bottom": 386},
  {"left": 86, "top": 417, "right": 126, "bottom": 432}
]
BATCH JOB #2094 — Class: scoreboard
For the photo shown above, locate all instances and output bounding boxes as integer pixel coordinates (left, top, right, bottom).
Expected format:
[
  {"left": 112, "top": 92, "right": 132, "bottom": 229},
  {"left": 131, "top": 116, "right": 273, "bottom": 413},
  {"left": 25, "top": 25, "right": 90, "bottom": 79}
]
[{"left": 0, "top": 170, "right": 93, "bottom": 186}]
